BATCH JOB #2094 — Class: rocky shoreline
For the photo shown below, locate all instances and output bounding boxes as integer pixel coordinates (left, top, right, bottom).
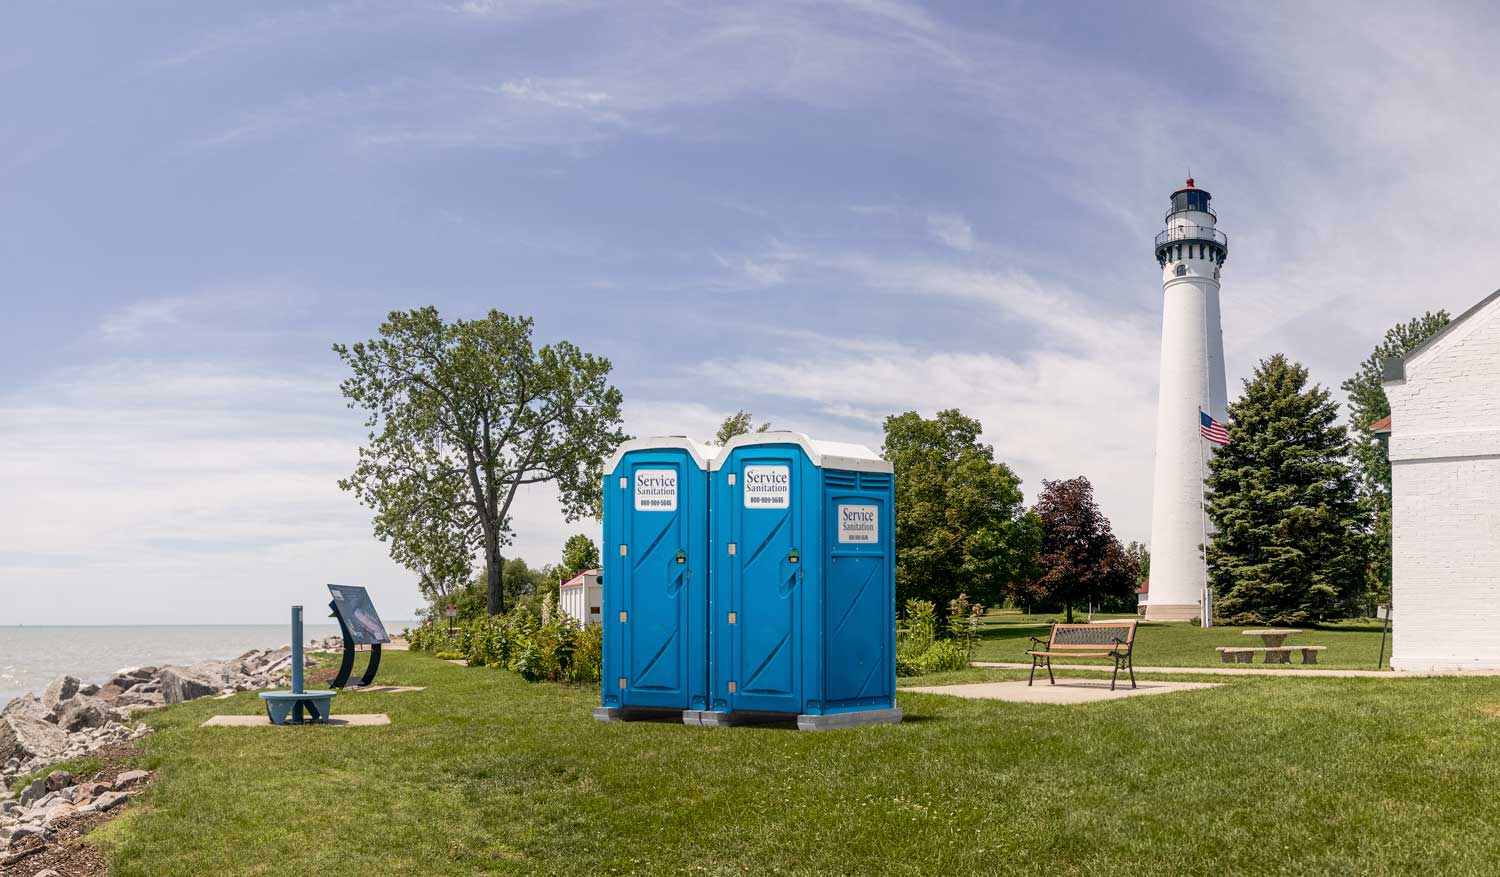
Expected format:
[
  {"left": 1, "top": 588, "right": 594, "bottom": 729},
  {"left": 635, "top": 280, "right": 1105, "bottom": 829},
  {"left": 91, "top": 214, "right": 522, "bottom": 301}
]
[{"left": 0, "top": 637, "right": 340, "bottom": 861}]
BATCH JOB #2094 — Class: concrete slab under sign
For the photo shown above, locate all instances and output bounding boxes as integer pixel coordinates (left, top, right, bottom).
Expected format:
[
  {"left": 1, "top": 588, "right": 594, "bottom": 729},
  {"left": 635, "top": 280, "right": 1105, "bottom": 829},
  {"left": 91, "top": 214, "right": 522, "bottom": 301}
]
[
  {"left": 902, "top": 679, "right": 1221, "bottom": 705},
  {"left": 201, "top": 714, "right": 391, "bottom": 727},
  {"left": 341, "top": 685, "right": 425, "bottom": 694}
]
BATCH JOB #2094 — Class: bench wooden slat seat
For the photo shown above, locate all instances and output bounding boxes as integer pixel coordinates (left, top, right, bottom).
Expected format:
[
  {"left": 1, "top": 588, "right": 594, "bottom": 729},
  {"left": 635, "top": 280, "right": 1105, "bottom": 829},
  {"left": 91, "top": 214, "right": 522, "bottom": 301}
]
[
  {"left": 1215, "top": 645, "right": 1328, "bottom": 665},
  {"left": 1027, "top": 621, "right": 1137, "bottom": 690}
]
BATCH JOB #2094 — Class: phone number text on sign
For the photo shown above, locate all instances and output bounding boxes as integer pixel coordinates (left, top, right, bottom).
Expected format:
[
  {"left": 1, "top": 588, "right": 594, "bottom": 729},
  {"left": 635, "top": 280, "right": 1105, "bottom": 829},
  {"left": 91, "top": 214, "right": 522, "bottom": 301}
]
[
  {"left": 742, "top": 465, "right": 790, "bottom": 508},
  {"left": 634, "top": 469, "right": 678, "bottom": 512}
]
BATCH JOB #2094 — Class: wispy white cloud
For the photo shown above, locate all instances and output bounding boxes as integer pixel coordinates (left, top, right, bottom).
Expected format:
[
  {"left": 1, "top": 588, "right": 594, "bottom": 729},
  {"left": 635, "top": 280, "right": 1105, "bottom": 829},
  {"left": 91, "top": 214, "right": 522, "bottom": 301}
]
[
  {"left": 148, "top": 2, "right": 388, "bottom": 70},
  {"left": 926, "top": 211, "right": 975, "bottom": 251},
  {"left": 697, "top": 329, "right": 1157, "bottom": 539},
  {"left": 97, "top": 286, "right": 304, "bottom": 339}
]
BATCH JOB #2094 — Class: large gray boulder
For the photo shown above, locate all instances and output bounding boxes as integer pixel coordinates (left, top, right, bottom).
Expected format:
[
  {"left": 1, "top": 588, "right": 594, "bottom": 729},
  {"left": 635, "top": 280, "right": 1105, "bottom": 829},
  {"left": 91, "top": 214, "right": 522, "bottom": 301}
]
[
  {"left": 41, "top": 676, "right": 81, "bottom": 712},
  {"left": 0, "top": 695, "right": 51, "bottom": 723},
  {"left": 0, "top": 715, "right": 69, "bottom": 765},
  {"left": 113, "top": 690, "right": 165, "bottom": 710},
  {"left": 156, "top": 667, "right": 219, "bottom": 704},
  {"left": 54, "top": 697, "right": 117, "bottom": 732}
]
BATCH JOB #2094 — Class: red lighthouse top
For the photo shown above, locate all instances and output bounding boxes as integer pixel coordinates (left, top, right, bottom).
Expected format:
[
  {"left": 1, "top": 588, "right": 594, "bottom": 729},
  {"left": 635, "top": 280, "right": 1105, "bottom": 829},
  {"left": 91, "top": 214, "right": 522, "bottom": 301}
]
[{"left": 1184, "top": 177, "right": 1195, "bottom": 188}]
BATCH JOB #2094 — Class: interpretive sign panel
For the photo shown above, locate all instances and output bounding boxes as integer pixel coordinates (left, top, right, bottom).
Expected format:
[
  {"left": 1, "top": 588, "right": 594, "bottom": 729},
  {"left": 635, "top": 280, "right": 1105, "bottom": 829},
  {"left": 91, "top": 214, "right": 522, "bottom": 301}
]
[{"left": 327, "top": 584, "right": 391, "bottom": 645}]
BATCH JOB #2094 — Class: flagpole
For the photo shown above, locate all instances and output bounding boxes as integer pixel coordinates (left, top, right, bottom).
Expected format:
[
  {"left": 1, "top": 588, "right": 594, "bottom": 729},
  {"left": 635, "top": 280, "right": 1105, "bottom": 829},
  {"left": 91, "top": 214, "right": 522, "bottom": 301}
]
[{"left": 1199, "top": 409, "right": 1212, "bottom": 629}]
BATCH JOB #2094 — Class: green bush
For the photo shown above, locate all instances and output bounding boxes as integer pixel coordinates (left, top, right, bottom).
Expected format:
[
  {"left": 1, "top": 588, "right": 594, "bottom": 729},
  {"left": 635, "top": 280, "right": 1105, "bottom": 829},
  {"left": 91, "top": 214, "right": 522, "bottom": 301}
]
[
  {"left": 409, "top": 603, "right": 601, "bottom": 685},
  {"left": 568, "top": 624, "right": 603, "bottom": 684},
  {"left": 917, "top": 639, "right": 970, "bottom": 674},
  {"left": 896, "top": 595, "right": 983, "bottom": 677}
]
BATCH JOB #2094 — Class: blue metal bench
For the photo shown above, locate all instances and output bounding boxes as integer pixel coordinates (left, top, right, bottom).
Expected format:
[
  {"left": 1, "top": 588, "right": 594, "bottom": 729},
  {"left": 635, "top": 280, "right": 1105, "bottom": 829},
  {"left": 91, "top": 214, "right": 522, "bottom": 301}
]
[{"left": 259, "top": 605, "right": 337, "bottom": 724}]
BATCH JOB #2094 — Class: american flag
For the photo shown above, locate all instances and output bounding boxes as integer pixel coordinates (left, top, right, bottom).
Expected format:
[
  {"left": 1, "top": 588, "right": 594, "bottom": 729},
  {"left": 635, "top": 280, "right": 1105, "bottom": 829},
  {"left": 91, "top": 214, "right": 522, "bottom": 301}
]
[{"left": 1200, "top": 410, "right": 1230, "bottom": 445}]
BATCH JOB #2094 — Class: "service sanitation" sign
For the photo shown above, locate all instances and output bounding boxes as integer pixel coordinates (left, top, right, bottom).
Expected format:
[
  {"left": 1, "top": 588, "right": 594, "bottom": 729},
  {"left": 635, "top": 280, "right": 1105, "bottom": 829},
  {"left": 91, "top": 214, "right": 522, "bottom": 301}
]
[
  {"left": 634, "top": 469, "right": 678, "bottom": 511},
  {"left": 742, "top": 465, "right": 790, "bottom": 508},
  {"left": 838, "top": 504, "right": 878, "bottom": 543}
]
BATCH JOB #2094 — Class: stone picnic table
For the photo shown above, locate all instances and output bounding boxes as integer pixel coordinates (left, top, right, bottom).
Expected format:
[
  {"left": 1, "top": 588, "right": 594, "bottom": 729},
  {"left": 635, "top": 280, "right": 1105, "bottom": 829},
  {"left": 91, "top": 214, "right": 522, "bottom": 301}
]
[
  {"left": 1216, "top": 629, "right": 1327, "bottom": 665},
  {"left": 1244, "top": 629, "right": 1300, "bottom": 648}
]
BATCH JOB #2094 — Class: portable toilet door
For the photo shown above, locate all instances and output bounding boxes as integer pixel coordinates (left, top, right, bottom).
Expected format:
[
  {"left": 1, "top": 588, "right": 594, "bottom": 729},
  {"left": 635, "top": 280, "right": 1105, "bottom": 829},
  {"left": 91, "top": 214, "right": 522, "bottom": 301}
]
[
  {"left": 708, "top": 432, "right": 902, "bottom": 730},
  {"left": 595, "top": 437, "right": 713, "bottom": 722},
  {"left": 817, "top": 460, "right": 899, "bottom": 726},
  {"left": 710, "top": 436, "right": 813, "bottom": 718}
]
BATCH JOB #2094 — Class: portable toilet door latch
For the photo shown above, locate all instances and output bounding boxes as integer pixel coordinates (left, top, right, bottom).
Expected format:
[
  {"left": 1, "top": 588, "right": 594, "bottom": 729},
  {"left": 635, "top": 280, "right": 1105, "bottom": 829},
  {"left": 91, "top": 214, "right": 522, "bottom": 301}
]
[
  {"left": 674, "top": 549, "right": 686, "bottom": 564},
  {"left": 787, "top": 548, "right": 800, "bottom": 564}
]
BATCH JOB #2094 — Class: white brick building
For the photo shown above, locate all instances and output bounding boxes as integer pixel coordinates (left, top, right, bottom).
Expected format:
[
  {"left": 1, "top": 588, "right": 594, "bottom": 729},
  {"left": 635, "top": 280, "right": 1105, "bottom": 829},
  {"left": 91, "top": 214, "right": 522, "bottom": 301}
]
[{"left": 1384, "top": 290, "right": 1500, "bottom": 672}]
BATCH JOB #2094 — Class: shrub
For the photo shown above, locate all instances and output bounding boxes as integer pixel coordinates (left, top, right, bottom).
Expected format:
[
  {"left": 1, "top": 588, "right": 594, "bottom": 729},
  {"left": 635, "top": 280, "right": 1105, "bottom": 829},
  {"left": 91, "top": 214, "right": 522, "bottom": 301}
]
[
  {"left": 895, "top": 595, "right": 983, "bottom": 677},
  {"left": 568, "top": 624, "right": 603, "bottom": 684},
  {"left": 918, "top": 639, "right": 970, "bottom": 674},
  {"left": 409, "top": 604, "right": 602, "bottom": 685}
]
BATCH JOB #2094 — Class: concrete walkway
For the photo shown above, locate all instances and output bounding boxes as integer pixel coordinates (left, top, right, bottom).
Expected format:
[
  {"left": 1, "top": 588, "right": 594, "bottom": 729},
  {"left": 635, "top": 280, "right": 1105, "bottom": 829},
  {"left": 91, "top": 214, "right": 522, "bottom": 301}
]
[
  {"left": 904, "top": 679, "right": 1221, "bottom": 704},
  {"left": 974, "top": 661, "right": 1500, "bottom": 678}
]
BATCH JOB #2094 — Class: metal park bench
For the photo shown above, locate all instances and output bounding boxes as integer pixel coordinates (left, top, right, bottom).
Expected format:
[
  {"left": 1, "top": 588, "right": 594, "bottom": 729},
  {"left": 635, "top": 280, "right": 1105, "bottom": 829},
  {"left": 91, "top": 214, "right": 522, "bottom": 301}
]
[{"left": 1026, "top": 621, "right": 1137, "bottom": 690}]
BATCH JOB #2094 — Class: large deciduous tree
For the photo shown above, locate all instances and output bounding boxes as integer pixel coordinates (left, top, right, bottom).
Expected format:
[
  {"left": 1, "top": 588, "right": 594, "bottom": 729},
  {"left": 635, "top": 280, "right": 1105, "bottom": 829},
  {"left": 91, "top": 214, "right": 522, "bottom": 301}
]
[
  {"left": 335, "top": 308, "right": 626, "bottom": 615},
  {"left": 1208, "top": 354, "right": 1364, "bottom": 624},
  {"left": 882, "top": 409, "right": 1040, "bottom": 617},
  {"left": 1340, "top": 311, "right": 1449, "bottom": 604},
  {"left": 1016, "top": 477, "right": 1137, "bottom": 621}
]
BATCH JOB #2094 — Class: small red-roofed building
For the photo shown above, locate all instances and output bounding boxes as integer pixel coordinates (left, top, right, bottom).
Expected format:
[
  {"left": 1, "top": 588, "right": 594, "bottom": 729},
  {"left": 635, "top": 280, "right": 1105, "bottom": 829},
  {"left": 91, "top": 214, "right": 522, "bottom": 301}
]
[{"left": 559, "top": 568, "right": 603, "bottom": 627}]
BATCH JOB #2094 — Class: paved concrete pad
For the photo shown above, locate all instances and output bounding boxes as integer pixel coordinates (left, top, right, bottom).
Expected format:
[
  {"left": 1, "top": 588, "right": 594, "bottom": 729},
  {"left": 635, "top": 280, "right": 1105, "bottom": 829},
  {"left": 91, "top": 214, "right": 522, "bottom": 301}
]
[
  {"left": 974, "top": 661, "right": 1500, "bottom": 678},
  {"left": 202, "top": 714, "right": 391, "bottom": 727},
  {"left": 903, "top": 679, "right": 1221, "bottom": 704}
]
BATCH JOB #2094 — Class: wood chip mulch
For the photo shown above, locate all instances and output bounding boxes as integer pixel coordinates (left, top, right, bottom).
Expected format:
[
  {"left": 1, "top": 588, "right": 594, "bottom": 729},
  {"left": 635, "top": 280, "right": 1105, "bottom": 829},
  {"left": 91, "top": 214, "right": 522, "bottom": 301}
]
[{"left": 0, "top": 741, "right": 152, "bottom": 877}]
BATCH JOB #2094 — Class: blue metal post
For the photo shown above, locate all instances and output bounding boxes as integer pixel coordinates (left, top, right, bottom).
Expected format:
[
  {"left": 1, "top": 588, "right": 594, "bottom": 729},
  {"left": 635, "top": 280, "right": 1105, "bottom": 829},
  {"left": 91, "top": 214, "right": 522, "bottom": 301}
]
[{"left": 292, "top": 605, "right": 304, "bottom": 694}]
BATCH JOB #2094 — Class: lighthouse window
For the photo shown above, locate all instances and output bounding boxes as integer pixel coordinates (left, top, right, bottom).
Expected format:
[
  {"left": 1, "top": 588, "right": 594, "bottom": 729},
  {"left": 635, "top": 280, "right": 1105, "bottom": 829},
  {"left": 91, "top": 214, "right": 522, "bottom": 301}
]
[{"left": 1174, "top": 264, "right": 1187, "bottom": 277}]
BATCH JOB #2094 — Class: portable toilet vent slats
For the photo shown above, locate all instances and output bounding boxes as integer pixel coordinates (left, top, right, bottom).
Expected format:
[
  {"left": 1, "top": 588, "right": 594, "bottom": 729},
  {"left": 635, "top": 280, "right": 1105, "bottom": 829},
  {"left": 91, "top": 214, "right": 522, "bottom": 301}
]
[
  {"left": 708, "top": 432, "right": 902, "bottom": 730},
  {"left": 595, "top": 437, "right": 715, "bottom": 723}
]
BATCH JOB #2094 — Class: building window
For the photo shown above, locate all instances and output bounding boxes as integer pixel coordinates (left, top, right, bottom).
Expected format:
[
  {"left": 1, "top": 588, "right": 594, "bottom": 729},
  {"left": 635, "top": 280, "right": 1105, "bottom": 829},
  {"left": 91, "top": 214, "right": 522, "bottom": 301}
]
[{"left": 1174, "top": 264, "right": 1187, "bottom": 277}]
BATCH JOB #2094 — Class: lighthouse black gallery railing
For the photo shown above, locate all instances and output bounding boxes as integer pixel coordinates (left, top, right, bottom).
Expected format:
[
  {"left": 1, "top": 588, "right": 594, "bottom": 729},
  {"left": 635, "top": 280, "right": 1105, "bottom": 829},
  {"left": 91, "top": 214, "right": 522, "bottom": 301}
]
[{"left": 1154, "top": 225, "right": 1228, "bottom": 249}]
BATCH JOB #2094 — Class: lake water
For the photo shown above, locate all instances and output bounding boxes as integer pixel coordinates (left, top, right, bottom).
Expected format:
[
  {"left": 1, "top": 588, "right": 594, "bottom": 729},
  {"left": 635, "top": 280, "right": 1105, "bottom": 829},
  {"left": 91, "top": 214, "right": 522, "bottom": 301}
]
[{"left": 0, "top": 624, "right": 415, "bottom": 707}]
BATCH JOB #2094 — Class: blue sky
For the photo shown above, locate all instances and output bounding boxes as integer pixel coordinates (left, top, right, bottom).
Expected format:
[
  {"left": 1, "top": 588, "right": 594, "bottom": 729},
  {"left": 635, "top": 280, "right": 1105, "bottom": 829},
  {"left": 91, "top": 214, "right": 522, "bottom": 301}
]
[{"left": 4, "top": 1, "right": 1498, "bottom": 623}]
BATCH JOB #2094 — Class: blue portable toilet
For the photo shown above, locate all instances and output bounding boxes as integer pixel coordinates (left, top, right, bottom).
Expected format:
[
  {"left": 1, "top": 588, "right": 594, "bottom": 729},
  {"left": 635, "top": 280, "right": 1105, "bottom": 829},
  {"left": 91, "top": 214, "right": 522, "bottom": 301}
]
[
  {"left": 595, "top": 437, "right": 715, "bottom": 723},
  {"left": 707, "top": 432, "right": 902, "bottom": 730}
]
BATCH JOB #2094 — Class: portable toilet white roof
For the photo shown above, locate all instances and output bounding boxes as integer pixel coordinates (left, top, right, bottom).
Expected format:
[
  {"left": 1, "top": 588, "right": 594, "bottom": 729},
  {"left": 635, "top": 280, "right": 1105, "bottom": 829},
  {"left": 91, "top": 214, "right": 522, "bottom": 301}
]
[
  {"left": 604, "top": 436, "right": 720, "bottom": 474},
  {"left": 707, "top": 431, "right": 891, "bottom": 474}
]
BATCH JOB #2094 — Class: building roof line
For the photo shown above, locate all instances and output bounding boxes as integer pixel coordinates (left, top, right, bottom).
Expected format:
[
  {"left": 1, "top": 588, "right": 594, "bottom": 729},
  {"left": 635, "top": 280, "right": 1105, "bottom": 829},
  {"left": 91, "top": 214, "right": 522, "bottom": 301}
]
[{"left": 1403, "top": 288, "right": 1500, "bottom": 364}]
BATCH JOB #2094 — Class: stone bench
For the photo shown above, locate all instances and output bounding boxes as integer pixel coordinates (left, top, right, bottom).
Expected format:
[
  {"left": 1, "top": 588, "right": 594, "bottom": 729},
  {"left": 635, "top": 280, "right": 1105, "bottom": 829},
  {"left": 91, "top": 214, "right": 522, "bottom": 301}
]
[{"left": 1216, "top": 646, "right": 1328, "bottom": 665}]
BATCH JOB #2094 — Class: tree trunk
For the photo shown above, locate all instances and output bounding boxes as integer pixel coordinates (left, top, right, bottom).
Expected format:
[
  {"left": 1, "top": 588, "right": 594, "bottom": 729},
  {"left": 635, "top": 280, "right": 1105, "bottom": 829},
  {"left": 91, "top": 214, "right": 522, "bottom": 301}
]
[
  {"left": 486, "top": 537, "right": 506, "bottom": 615},
  {"left": 1064, "top": 599, "right": 1074, "bottom": 623}
]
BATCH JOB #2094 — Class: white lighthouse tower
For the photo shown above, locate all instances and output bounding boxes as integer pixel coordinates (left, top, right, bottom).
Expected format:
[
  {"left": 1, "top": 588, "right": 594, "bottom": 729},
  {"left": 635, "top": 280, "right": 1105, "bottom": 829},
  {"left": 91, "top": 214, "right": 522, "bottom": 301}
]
[{"left": 1145, "top": 179, "right": 1228, "bottom": 622}]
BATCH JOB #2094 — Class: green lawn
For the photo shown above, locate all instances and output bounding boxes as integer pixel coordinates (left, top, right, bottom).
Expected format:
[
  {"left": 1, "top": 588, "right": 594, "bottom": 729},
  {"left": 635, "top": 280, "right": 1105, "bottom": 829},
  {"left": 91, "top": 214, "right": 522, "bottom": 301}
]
[
  {"left": 972, "top": 612, "right": 1391, "bottom": 670},
  {"left": 94, "top": 649, "right": 1500, "bottom": 875}
]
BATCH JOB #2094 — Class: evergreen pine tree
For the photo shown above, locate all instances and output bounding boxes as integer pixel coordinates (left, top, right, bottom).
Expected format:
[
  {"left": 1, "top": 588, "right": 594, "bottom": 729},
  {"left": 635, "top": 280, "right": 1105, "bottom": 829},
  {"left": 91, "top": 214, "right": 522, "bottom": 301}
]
[
  {"left": 1339, "top": 311, "right": 1449, "bottom": 604},
  {"left": 1207, "top": 354, "right": 1364, "bottom": 624}
]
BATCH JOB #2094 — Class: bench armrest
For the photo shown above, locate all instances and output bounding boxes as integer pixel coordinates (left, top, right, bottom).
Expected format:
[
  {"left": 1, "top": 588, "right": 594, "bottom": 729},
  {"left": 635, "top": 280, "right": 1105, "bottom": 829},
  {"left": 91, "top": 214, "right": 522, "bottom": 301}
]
[{"left": 1028, "top": 636, "right": 1049, "bottom": 647}]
